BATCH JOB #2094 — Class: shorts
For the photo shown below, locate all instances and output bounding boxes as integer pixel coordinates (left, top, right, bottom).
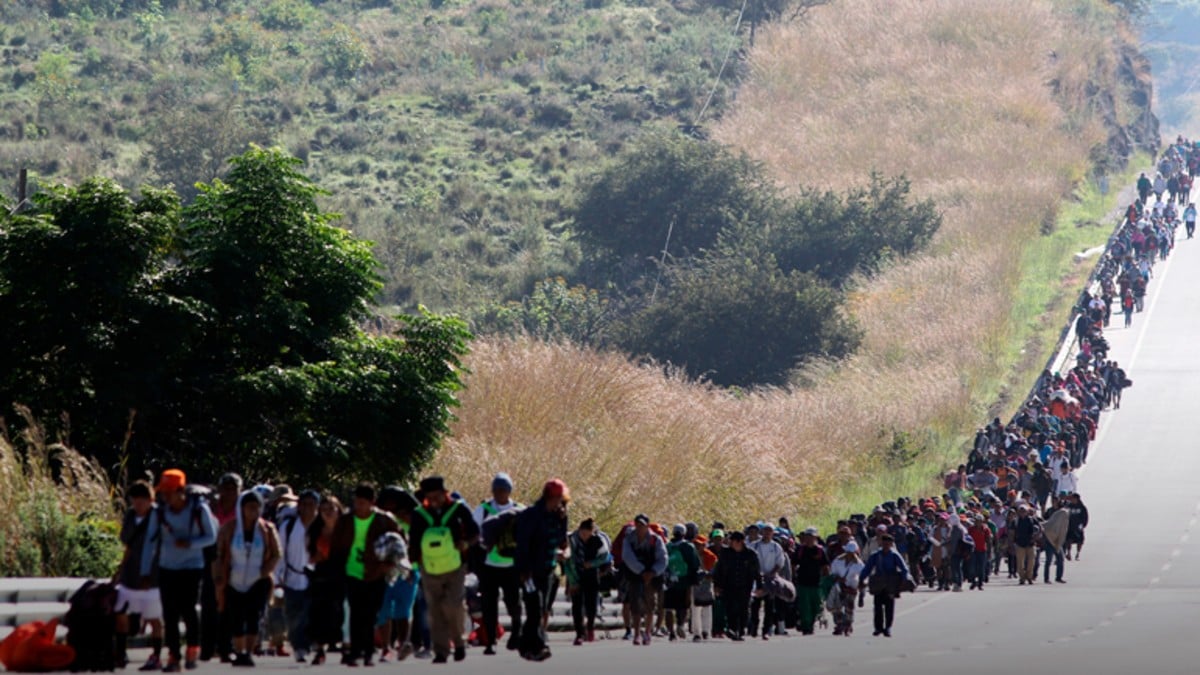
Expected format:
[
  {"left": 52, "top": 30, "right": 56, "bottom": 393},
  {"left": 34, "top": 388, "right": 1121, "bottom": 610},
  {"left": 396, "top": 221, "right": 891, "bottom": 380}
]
[
  {"left": 377, "top": 571, "right": 420, "bottom": 624},
  {"left": 116, "top": 584, "right": 163, "bottom": 621}
]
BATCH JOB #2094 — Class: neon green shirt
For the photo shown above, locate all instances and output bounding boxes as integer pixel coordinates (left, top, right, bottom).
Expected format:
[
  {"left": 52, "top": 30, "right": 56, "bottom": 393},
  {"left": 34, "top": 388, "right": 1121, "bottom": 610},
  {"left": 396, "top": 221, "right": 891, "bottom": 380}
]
[{"left": 345, "top": 514, "right": 375, "bottom": 580}]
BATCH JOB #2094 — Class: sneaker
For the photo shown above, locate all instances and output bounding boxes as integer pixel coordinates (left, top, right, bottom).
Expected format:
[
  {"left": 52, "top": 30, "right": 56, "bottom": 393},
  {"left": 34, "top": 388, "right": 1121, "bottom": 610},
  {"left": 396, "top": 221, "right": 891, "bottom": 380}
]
[
  {"left": 622, "top": 630, "right": 633, "bottom": 641},
  {"left": 362, "top": 657, "right": 374, "bottom": 668},
  {"left": 532, "top": 648, "right": 551, "bottom": 662},
  {"left": 587, "top": 629, "right": 595, "bottom": 643},
  {"left": 276, "top": 648, "right": 290, "bottom": 659},
  {"left": 668, "top": 632, "right": 676, "bottom": 642},
  {"left": 573, "top": 637, "right": 584, "bottom": 646},
  {"left": 483, "top": 646, "right": 496, "bottom": 656},
  {"left": 506, "top": 635, "right": 520, "bottom": 652},
  {"left": 294, "top": 651, "right": 308, "bottom": 664},
  {"left": 431, "top": 654, "right": 447, "bottom": 664},
  {"left": 632, "top": 634, "right": 642, "bottom": 646},
  {"left": 311, "top": 652, "right": 326, "bottom": 666},
  {"left": 883, "top": 629, "right": 892, "bottom": 638},
  {"left": 183, "top": 660, "right": 197, "bottom": 672},
  {"left": 162, "top": 658, "right": 181, "bottom": 673},
  {"left": 692, "top": 635, "right": 701, "bottom": 643},
  {"left": 397, "top": 644, "right": 413, "bottom": 661},
  {"left": 414, "top": 649, "right": 432, "bottom": 660},
  {"left": 139, "top": 656, "right": 162, "bottom": 672},
  {"left": 453, "top": 646, "right": 465, "bottom": 663}
]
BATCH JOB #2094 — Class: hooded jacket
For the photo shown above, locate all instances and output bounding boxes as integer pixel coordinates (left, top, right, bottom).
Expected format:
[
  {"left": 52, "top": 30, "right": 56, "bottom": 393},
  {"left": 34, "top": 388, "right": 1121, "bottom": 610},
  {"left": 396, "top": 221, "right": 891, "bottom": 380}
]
[{"left": 215, "top": 492, "right": 283, "bottom": 595}]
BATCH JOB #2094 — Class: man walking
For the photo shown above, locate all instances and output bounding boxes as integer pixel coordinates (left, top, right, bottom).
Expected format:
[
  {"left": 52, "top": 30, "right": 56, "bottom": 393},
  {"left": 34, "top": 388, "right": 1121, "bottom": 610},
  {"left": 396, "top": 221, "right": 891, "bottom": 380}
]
[
  {"left": 621, "top": 515, "right": 667, "bottom": 646},
  {"left": 859, "top": 534, "right": 908, "bottom": 638},
  {"left": 275, "top": 490, "right": 319, "bottom": 664},
  {"left": 408, "top": 477, "right": 479, "bottom": 664},
  {"left": 331, "top": 484, "right": 400, "bottom": 667},
  {"left": 748, "top": 524, "right": 786, "bottom": 640},
  {"left": 472, "top": 473, "right": 523, "bottom": 655},
  {"left": 712, "top": 532, "right": 760, "bottom": 642},
  {"left": 513, "top": 479, "right": 570, "bottom": 662},
  {"left": 1012, "top": 505, "right": 1040, "bottom": 585}
]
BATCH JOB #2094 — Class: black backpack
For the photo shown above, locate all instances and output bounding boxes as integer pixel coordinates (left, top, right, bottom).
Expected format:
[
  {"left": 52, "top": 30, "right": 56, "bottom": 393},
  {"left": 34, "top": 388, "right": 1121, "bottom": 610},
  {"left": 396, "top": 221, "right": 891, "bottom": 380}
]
[{"left": 65, "top": 580, "right": 119, "bottom": 672}]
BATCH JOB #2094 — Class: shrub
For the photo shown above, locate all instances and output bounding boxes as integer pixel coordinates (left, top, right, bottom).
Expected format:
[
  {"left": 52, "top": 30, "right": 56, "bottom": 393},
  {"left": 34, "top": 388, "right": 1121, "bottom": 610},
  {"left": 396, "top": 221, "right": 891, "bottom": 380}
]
[{"left": 320, "top": 23, "right": 371, "bottom": 79}]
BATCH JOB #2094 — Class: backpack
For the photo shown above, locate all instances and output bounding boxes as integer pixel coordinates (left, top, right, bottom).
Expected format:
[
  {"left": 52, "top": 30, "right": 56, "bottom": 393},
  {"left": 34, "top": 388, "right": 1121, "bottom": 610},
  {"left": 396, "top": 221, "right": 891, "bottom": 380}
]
[
  {"left": 666, "top": 541, "right": 689, "bottom": 585},
  {"left": 416, "top": 502, "right": 463, "bottom": 576},
  {"left": 480, "top": 507, "right": 523, "bottom": 560},
  {"left": 65, "top": 581, "right": 118, "bottom": 672}
]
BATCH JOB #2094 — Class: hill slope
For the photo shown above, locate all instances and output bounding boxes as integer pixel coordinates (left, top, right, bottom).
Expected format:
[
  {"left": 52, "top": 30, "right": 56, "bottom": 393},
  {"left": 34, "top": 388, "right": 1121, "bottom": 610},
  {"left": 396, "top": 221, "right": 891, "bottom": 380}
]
[
  {"left": 433, "top": 0, "right": 1159, "bottom": 526},
  {"left": 0, "top": 0, "right": 745, "bottom": 312}
]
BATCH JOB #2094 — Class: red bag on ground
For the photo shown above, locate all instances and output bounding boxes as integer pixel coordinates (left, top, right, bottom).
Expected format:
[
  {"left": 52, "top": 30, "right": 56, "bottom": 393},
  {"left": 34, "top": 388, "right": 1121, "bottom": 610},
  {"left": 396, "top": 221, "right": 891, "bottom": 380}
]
[{"left": 0, "top": 619, "right": 76, "bottom": 672}]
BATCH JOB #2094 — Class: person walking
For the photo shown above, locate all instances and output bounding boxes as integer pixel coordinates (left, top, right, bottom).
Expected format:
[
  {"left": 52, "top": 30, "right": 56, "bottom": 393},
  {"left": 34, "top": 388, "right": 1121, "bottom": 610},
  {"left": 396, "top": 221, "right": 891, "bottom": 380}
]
[
  {"left": 275, "top": 490, "right": 318, "bottom": 664},
  {"left": 966, "top": 515, "right": 991, "bottom": 590},
  {"left": 331, "top": 484, "right": 400, "bottom": 667},
  {"left": 513, "top": 480, "right": 570, "bottom": 662},
  {"left": 827, "top": 542, "right": 863, "bottom": 637},
  {"left": 305, "top": 495, "right": 345, "bottom": 666},
  {"left": 712, "top": 531, "right": 760, "bottom": 642},
  {"left": 621, "top": 515, "right": 668, "bottom": 646},
  {"left": 860, "top": 534, "right": 909, "bottom": 637},
  {"left": 1137, "top": 172, "right": 1152, "bottom": 203},
  {"left": 1012, "top": 505, "right": 1040, "bottom": 585},
  {"left": 115, "top": 481, "right": 165, "bottom": 672},
  {"left": 566, "top": 519, "right": 611, "bottom": 646},
  {"left": 213, "top": 491, "right": 282, "bottom": 668},
  {"left": 408, "top": 477, "right": 478, "bottom": 664},
  {"left": 792, "top": 528, "right": 828, "bottom": 635},
  {"left": 748, "top": 524, "right": 786, "bottom": 640},
  {"left": 141, "top": 470, "right": 218, "bottom": 672},
  {"left": 472, "top": 473, "right": 524, "bottom": 655},
  {"left": 1065, "top": 493, "right": 1090, "bottom": 561},
  {"left": 690, "top": 533, "right": 718, "bottom": 641},
  {"left": 663, "top": 524, "right": 700, "bottom": 641},
  {"left": 202, "top": 473, "right": 241, "bottom": 663},
  {"left": 375, "top": 487, "right": 421, "bottom": 663},
  {"left": 1121, "top": 289, "right": 1135, "bottom": 328},
  {"left": 1041, "top": 505, "right": 1069, "bottom": 584}
]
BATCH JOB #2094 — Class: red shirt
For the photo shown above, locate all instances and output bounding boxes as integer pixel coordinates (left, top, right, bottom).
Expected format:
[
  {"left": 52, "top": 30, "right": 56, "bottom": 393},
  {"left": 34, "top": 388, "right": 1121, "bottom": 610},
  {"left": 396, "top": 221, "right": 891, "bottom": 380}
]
[{"left": 968, "top": 525, "right": 990, "bottom": 552}]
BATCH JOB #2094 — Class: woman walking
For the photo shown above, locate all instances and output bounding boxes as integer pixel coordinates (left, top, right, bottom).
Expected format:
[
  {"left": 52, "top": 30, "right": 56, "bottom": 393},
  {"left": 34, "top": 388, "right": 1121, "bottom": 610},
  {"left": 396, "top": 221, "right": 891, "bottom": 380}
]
[
  {"left": 827, "top": 542, "right": 863, "bottom": 637},
  {"left": 305, "top": 495, "right": 346, "bottom": 665},
  {"left": 213, "top": 492, "right": 282, "bottom": 667}
]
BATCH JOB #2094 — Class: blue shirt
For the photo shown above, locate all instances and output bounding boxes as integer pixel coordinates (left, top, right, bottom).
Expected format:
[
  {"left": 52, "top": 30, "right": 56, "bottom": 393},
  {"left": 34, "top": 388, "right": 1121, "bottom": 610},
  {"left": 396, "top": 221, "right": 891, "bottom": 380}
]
[
  {"left": 859, "top": 549, "right": 909, "bottom": 584},
  {"left": 140, "top": 496, "right": 218, "bottom": 574}
]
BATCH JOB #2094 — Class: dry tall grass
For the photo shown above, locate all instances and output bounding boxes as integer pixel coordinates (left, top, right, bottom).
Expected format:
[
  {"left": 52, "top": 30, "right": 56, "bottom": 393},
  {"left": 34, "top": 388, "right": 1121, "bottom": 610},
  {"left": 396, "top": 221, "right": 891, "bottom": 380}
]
[
  {"left": 432, "top": 0, "right": 1136, "bottom": 529},
  {"left": 0, "top": 409, "right": 121, "bottom": 576}
]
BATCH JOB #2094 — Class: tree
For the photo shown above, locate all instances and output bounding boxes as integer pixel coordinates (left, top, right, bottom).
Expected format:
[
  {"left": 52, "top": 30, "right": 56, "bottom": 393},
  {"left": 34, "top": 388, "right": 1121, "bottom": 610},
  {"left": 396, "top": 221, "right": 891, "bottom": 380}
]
[
  {"left": 0, "top": 146, "right": 472, "bottom": 486},
  {"left": 763, "top": 173, "right": 941, "bottom": 286},
  {"left": 618, "top": 247, "right": 860, "bottom": 387},
  {"left": 572, "top": 132, "right": 777, "bottom": 290}
]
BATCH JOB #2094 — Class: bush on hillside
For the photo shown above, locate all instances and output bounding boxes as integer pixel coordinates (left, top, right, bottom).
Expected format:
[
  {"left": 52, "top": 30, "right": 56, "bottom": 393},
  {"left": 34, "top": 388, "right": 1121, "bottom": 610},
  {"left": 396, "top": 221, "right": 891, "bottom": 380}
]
[{"left": 617, "top": 249, "right": 861, "bottom": 387}]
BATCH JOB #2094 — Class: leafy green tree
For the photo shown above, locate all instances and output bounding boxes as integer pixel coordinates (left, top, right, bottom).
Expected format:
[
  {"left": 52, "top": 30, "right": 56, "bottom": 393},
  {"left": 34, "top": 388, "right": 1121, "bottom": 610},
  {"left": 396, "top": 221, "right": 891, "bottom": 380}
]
[
  {"left": 478, "top": 277, "right": 613, "bottom": 344},
  {"left": 572, "top": 133, "right": 777, "bottom": 290},
  {"left": 763, "top": 173, "right": 941, "bottom": 286},
  {"left": 0, "top": 147, "right": 471, "bottom": 486},
  {"left": 618, "top": 248, "right": 860, "bottom": 387}
]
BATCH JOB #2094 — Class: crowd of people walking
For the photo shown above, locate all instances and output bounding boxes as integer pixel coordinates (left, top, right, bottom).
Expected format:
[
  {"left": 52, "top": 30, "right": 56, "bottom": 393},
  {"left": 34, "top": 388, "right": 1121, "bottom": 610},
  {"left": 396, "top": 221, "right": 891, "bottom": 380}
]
[{"left": 109, "top": 143, "right": 1194, "bottom": 666}]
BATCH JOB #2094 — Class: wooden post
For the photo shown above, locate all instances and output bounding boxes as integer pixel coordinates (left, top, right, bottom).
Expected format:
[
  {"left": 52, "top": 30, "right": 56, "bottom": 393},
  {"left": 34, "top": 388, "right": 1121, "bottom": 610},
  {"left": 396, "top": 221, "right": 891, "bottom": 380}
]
[{"left": 17, "top": 168, "right": 27, "bottom": 206}]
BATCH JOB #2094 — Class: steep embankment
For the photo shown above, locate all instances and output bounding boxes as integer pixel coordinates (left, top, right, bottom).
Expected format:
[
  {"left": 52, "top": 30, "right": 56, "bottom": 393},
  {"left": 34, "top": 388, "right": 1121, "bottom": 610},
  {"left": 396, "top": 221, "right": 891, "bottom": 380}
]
[{"left": 434, "top": 0, "right": 1157, "bottom": 528}]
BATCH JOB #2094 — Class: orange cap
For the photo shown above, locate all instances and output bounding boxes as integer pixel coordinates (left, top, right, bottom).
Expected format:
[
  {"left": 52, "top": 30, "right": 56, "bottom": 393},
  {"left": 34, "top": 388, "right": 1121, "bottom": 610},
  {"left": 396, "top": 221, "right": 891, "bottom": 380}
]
[{"left": 157, "top": 469, "right": 187, "bottom": 494}]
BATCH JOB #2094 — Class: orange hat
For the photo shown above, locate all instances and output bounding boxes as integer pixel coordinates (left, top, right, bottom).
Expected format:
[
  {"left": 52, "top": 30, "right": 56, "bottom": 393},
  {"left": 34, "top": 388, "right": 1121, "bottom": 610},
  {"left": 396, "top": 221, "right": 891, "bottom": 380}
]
[{"left": 157, "top": 469, "right": 187, "bottom": 494}]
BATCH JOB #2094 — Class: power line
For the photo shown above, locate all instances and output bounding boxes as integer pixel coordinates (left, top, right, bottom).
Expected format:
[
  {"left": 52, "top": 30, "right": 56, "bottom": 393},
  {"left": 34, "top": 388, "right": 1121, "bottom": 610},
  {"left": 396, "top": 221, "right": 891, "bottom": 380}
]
[{"left": 693, "top": 0, "right": 748, "bottom": 126}]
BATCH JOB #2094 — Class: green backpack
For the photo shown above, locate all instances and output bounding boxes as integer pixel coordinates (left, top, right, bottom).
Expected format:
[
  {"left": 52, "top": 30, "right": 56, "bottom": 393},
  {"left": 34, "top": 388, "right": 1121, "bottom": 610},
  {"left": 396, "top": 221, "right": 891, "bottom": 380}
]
[
  {"left": 667, "top": 541, "right": 690, "bottom": 586},
  {"left": 416, "top": 501, "right": 463, "bottom": 576}
]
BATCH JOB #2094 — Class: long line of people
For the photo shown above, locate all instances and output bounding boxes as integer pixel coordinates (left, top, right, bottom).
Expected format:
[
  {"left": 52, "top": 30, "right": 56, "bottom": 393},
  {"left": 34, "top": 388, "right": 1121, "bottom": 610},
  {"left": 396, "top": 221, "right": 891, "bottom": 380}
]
[{"left": 110, "top": 146, "right": 1191, "bottom": 666}]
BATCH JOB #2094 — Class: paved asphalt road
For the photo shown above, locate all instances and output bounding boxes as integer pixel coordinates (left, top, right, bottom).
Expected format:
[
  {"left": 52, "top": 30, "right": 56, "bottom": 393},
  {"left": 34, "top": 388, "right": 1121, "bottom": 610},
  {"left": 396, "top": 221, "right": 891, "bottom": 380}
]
[{"left": 142, "top": 233, "right": 1200, "bottom": 673}]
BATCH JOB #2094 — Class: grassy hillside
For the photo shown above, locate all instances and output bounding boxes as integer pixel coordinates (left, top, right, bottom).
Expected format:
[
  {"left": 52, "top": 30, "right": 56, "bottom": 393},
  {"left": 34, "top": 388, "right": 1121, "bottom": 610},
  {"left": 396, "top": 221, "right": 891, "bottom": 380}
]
[
  {"left": 433, "top": 0, "right": 1159, "bottom": 529},
  {"left": 0, "top": 0, "right": 744, "bottom": 312}
]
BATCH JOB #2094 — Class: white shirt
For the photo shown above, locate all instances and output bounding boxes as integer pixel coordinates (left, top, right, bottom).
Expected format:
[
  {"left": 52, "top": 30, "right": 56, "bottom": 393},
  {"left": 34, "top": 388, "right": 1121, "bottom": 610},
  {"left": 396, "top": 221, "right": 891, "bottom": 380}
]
[
  {"left": 275, "top": 513, "right": 310, "bottom": 592},
  {"left": 1057, "top": 472, "right": 1078, "bottom": 495},
  {"left": 472, "top": 499, "right": 518, "bottom": 527},
  {"left": 829, "top": 558, "right": 864, "bottom": 589},
  {"left": 749, "top": 539, "right": 786, "bottom": 576}
]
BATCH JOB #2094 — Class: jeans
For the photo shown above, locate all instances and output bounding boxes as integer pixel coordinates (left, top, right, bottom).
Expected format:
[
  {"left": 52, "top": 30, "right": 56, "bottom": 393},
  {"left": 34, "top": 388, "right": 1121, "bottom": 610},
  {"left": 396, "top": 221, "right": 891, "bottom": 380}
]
[
  {"left": 969, "top": 551, "right": 989, "bottom": 585},
  {"left": 1043, "top": 543, "right": 1064, "bottom": 582},
  {"left": 224, "top": 580, "right": 270, "bottom": 639},
  {"left": 570, "top": 574, "right": 600, "bottom": 638},
  {"left": 519, "top": 570, "right": 555, "bottom": 657},
  {"left": 158, "top": 568, "right": 203, "bottom": 661},
  {"left": 480, "top": 565, "right": 521, "bottom": 648},
  {"left": 345, "top": 578, "right": 386, "bottom": 661},
  {"left": 283, "top": 588, "right": 311, "bottom": 654},
  {"left": 872, "top": 592, "right": 895, "bottom": 632}
]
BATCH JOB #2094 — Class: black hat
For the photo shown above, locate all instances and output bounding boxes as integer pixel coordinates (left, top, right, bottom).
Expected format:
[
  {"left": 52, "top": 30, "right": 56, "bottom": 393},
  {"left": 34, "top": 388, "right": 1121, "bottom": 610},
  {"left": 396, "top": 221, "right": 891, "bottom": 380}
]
[
  {"left": 419, "top": 476, "right": 446, "bottom": 494},
  {"left": 634, "top": 514, "right": 650, "bottom": 526},
  {"left": 728, "top": 531, "right": 746, "bottom": 542}
]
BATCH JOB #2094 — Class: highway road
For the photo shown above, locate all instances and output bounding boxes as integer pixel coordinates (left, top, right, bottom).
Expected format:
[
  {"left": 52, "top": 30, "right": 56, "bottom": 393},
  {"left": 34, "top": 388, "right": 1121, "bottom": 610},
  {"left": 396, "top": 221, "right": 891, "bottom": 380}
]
[{"left": 141, "top": 231, "right": 1200, "bottom": 673}]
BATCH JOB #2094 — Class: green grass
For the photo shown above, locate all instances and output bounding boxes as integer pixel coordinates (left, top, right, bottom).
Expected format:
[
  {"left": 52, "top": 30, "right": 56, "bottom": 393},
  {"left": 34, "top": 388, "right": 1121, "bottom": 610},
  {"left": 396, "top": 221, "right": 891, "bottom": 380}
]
[
  {"left": 0, "top": 0, "right": 748, "bottom": 315},
  {"left": 807, "top": 156, "right": 1148, "bottom": 532}
]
